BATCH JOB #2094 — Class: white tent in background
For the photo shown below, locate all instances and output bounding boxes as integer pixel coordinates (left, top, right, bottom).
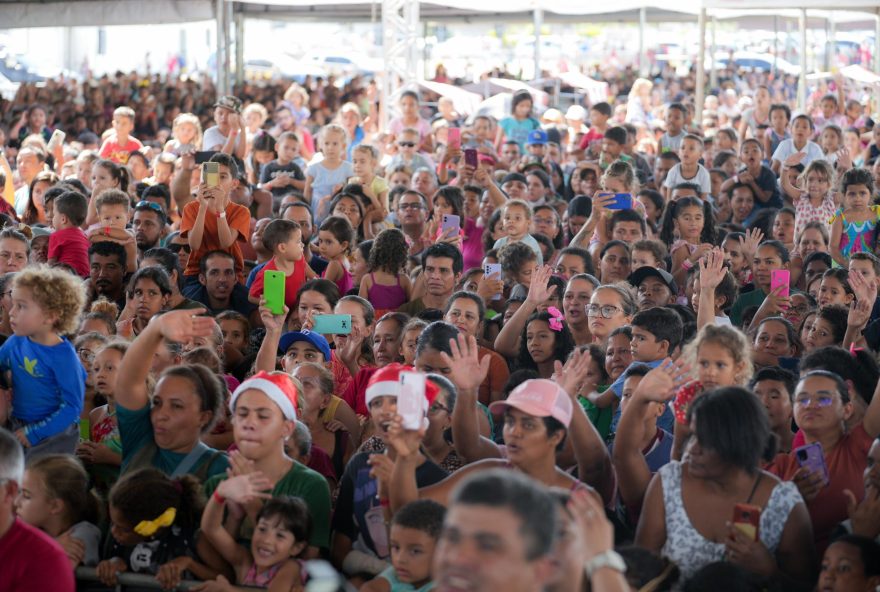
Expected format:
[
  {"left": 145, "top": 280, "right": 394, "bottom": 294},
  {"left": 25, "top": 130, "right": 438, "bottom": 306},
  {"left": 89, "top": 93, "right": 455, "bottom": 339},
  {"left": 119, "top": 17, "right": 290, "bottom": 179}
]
[{"left": 417, "top": 80, "right": 483, "bottom": 115}]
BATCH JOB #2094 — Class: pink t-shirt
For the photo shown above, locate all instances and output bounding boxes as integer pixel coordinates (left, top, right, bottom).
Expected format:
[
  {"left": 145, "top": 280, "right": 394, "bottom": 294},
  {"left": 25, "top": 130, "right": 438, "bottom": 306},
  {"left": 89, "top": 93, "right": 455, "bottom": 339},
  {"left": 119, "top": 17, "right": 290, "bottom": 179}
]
[{"left": 48, "top": 226, "right": 90, "bottom": 277}]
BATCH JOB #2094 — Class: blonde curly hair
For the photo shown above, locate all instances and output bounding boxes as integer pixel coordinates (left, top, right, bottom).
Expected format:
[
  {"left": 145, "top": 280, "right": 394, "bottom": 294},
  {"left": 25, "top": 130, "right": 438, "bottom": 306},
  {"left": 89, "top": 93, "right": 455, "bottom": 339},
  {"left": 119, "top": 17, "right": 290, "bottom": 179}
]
[{"left": 14, "top": 265, "right": 86, "bottom": 335}]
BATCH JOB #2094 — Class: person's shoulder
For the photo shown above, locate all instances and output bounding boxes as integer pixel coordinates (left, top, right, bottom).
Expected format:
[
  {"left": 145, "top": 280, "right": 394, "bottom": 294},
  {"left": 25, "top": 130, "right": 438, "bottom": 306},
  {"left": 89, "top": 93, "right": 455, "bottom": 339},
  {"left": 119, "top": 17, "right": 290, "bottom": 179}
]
[
  {"left": 4, "top": 519, "right": 68, "bottom": 559},
  {"left": 282, "top": 461, "right": 332, "bottom": 491}
]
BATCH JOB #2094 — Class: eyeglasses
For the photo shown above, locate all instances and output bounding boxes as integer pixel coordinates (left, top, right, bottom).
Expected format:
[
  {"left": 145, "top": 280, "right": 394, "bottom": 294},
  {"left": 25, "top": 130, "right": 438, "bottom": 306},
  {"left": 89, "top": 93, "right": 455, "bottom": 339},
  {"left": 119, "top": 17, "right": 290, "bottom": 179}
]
[
  {"left": 428, "top": 402, "right": 450, "bottom": 415},
  {"left": 77, "top": 348, "right": 95, "bottom": 362},
  {"left": 169, "top": 244, "right": 191, "bottom": 254},
  {"left": 586, "top": 304, "right": 622, "bottom": 318},
  {"left": 136, "top": 200, "right": 165, "bottom": 215},
  {"left": 0, "top": 291, "right": 11, "bottom": 298},
  {"left": 794, "top": 394, "right": 835, "bottom": 408},
  {"left": 532, "top": 217, "right": 556, "bottom": 225},
  {"left": 398, "top": 141, "right": 416, "bottom": 148},
  {"left": 399, "top": 202, "right": 424, "bottom": 210},
  {"left": 297, "top": 376, "right": 324, "bottom": 390}
]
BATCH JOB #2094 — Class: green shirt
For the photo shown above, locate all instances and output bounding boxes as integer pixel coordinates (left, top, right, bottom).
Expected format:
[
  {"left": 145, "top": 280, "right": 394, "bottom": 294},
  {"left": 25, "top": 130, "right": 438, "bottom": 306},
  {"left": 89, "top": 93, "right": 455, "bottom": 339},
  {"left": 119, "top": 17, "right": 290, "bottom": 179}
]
[
  {"left": 204, "top": 460, "right": 332, "bottom": 550},
  {"left": 117, "top": 402, "right": 229, "bottom": 479},
  {"left": 729, "top": 288, "right": 767, "bottom": 327}
]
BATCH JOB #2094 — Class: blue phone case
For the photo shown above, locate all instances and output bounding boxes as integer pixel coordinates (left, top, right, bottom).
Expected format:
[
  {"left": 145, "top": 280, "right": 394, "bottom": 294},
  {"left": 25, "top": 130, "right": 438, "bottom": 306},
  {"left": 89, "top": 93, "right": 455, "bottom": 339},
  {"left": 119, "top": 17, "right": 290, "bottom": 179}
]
[{"left": 605, "top": 193, "right": 633, "bottom": 210}]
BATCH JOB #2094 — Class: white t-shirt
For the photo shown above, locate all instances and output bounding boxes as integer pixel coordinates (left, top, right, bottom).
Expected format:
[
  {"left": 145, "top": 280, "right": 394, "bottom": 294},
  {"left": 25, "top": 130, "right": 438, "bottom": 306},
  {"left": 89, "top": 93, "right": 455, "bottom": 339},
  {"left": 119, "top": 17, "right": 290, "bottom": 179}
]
[
  {"left": 771, "top": 139, "right": 825, "bottom": 167},
  {"left": 202, "top": 125, "right": 243, "bottom": 151},
  {"left": 663, "top": 163, "right": 712, "bottom": 196}
]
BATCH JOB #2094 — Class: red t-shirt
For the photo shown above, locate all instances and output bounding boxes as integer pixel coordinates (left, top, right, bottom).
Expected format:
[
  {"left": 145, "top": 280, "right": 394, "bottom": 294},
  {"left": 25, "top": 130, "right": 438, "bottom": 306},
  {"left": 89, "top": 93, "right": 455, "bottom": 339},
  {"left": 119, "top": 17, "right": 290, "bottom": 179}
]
[
  {"left": 99, "top": 136, "right": 144, "bottom": 164},
  {"left": 579, "top": 127, "right": 605, "bottom": 151},
  {"left": 248, "top": 256, "right": 308, "bottom": 308},
  {"left": 766, "top": 423, "right": 874, "bottom": 554},
  {"left": 180, "top": 201, "right": 251, "bottom": 283},
  {"left": 0, "top": 518, "right": 74, "bottom": 592},
  {"left": 48, "top": 226, "right": 90, "bottom": 277},
  {"left": 342, "top": 366, "right": 379, "bottom": 417}
]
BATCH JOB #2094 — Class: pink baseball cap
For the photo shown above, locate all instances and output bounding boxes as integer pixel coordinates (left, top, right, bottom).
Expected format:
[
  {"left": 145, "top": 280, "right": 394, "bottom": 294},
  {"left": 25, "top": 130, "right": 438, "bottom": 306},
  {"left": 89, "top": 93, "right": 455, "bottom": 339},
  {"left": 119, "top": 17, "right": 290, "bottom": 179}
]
[{"left": 489, "top": 379, "right": 573, "bottom": 428}]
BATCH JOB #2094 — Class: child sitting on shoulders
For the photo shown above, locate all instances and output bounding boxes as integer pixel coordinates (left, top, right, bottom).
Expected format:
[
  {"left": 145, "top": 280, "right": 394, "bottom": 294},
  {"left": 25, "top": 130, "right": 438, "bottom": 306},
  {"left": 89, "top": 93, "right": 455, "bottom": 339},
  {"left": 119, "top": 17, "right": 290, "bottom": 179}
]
[
  {"left": 1, "top": 266, "right": 87, "bottom": 457},
  {"left": 493, "top": 199, "right": 543, "bottom": 265},
  {"left": 87, "top": 189, "right": 137, "bottom": 273},
  {"left": 362, "top": 500, "right": 447, "bottom": 592},
  {"left": 248, "top": 219, "right": 316, "bottom": 307},
  {"left": 48, "top": 190, "right": 90, "bottom": 278}
]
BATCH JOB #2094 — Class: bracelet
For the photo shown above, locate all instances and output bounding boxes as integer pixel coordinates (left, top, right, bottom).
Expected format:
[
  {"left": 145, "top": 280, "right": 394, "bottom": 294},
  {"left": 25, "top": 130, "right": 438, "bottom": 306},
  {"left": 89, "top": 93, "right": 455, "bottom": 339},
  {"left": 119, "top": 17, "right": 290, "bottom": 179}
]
[
  {"left": 681, "top": 258, "right": 694, "bottom": 271},
  {"left": 213, "top": 491, "right": 226, "bottom": 505}
]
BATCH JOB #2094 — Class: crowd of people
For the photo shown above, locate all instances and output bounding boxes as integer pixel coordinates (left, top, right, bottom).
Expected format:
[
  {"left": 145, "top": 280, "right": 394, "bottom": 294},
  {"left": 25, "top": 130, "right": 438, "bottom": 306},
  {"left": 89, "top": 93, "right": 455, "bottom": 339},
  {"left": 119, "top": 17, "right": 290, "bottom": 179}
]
[{"left": 0, "top": 59, "right": 879, "bottom": 592}]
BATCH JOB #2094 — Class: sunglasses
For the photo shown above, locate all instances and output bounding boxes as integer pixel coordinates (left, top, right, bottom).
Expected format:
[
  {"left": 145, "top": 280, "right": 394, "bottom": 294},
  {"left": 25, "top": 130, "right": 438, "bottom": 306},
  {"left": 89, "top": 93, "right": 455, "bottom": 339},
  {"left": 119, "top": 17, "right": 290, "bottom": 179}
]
[
  {"left": 169, "top": 243, "right": 191, "bottom": 254},
  {"left": 398, "top": 141, "right": 416, "bottom": 148},
  {"left": 136, "top": 200, "right": 167, "bottom": 220}
]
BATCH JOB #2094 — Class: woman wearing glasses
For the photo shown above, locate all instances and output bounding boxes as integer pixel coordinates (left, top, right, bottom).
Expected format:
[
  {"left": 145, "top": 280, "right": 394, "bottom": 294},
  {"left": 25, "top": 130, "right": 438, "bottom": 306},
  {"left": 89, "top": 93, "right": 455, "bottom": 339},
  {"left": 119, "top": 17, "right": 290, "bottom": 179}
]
[
  {"left": 768, "top": 369, "right": 880, "bottom": 556},
  {"left": 587, "top": 283, "right": 637, "bottom": 346}
]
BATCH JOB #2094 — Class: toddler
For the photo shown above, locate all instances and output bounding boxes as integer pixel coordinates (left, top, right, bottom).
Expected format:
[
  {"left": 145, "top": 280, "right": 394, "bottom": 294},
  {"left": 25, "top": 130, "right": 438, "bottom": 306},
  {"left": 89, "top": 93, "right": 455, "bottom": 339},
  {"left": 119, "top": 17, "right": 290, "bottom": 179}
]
[
  {"left": 87, "top": 189, "right": 137, "bottom": 273},
  {"left": 48, "top": 190, "right": 90, "bottom": 278},
  {"left": 304, "top": 124, "right": 354, "bottom": 225},
  {"left": 249, "top": 219, "right": 317, "bottom": 307},
  {"left": 493, "top": 199, "right": 543, "bottom": 265}
]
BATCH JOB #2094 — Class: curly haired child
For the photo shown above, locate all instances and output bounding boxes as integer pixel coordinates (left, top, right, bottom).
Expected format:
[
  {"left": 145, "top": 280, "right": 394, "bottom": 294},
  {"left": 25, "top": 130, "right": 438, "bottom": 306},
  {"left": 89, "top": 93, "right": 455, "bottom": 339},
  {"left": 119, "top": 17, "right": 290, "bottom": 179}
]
[
  {"left": 359, "top": 228, "right": 413, "bottom": 315},
  {"left": 0, "top": 265, "right": 86, "bottom": 457}
]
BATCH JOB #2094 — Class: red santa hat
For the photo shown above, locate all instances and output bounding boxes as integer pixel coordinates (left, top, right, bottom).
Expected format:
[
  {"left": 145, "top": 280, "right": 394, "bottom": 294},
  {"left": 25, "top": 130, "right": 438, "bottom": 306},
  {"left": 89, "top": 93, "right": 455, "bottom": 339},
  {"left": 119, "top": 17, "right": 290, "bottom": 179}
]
[
  {"left": 230, "top": 371, "right": 298, "bottom": 421},
  {"left": 365, "top": 364, "right": 440, "bottom": 409}
]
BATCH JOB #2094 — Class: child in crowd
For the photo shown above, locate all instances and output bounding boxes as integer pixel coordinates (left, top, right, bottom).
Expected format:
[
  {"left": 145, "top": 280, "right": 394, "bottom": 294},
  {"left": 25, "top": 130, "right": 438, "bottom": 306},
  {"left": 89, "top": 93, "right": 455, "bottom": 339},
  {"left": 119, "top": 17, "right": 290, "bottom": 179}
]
[
  {"left": 0, "top": 266, "right": 86, "bottom": 457},
  {"left": 658, "top": 103, "right": 686, "bottom": 153},
  {"left": 660, "top": 196, "right": 715, "bottom": 289},
  {"left": 496, "top": 89, "right": 541, "bottom": 151},
  {"left": 87, "top": 189, "right": 137, "bottom": 273},
  {"left": 14, "top": 454, "right": 102, "bottom": 568},
  {"left": 389, "top": 128, "right": 435, "bottom": 177},
  {"left": 351, "top": 144, "right": 390, "bottom": 222},
  {"left": 249, "top": 219, "right": 316, "bottom": 307},
  {"left": 763, "top": 104, "right": 791, "bottom": 164},
  {"left": 362, "top": 500, "right": 446, "bottom": 592},
  {"left": 829, "top": 167, "right": 879, "bottom": 266},
  {"left": 360, "top": 228, "right": 412, "bottom": 314},
  {"left": 48, "top": 190, "right": 90, "bottom": 277},
  {"left": 318, "top": 215, "right": 355, "bottom": 295},
  {"left": 784, "top": 159, "right": 836, "bottom": 242},
  {"left": 259, "top": 131, "right": 306, "bottom": 204},
  {"left": 498, "top": 242, "right": 539, "bottom": 289},
  {"left": 771, "top": 114, "right": 824, "bottom": 174},
  {"left": 305, "top": 124, "right": 355, "bottom": 224},
  {"left": 493, "top": 199, "right": 543, "bottom": 265},
  {"left": 662, "top": 135, "right": 711, "bottom": 200},
  {"left": 200, "top": 474, "right": 312, "bottom": 591},
  {"left": 96, "top": 469, "right": 217, "bottom": 589},
  {"left": 514, "top": 311, "right": 575, "bottom": 378},
  {"left": 98, "top": 106, "right": 144, "bottom": 165}
]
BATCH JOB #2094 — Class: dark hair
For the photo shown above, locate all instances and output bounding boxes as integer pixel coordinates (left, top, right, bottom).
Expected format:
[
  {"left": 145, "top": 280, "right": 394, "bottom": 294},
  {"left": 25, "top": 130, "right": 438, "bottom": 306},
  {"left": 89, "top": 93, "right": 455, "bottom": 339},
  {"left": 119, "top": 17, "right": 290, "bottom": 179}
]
[
  {"left": 659, "top": 196, "right": 716, "bottom": 245},
  {"left": 769, "top": 103, "right": 791, "bottom": 121},
  {"left": 369, "top": 228, "right": 408, "bottom": 275},
  {"left": 198, "top": 249, "right": 235, "bottom": 275},
  {"left": 498, "top": 241, "right": 537, "bottom": 280},
  {"left": 756, "top": 316, "right": 800, "bottom": 354},
  {"left": 128, "top": 265, "right": 172, "bottom": 299},
  {"left": 416, "top": 321, "right": 459, "bottom": 358},
  {"left": 422, "top": 242, "right": 463, "bottom": 276},
  {"left": 798, "top": 369, "right": 850, "bottom": 404},
  {"left": 821, "top": 268, "right": 854, "bottom": 299},
  {"left": 687, "top": 386, "right": 773, "bottom": 473},
  {"left": 450, "top": 469, "right": 557, "bottom": 561},
  {"left": 750, "top": 367, "right": 797, "bottom": 402},
  {"left": 631, "top": 307, "right": 684, "bottom": 352},
  {"left": 557, "top": 246, "right": 595, "bottom": 276},
  {"left": 695, "top": 263, "right": 738, "bottom": 309},
  {"left": 591, "top": 102, "right": 612, "bottom": 117},
  {"left": 88, "top": 240, "right": 126, "bottom": 269},
  {"left": 482, "top": 209, "right": 503, "bottom": 254},
  {"left": 263, "top": 218, "right": 301, "bottom": 252},
  {"left": 758, "top": 239, "right": 790, "bottom": 264},
  {"left": 141, "top": 184, "right": 171, "bottom": 210},
  {"left": 813, "top": 305, "right": 850, "bottom": 346},
  {"left": 510, "top": 89, "right": 534, "bottom": 114},
  {"left": 432, "top": 186, "right": 464, "bottom": 220},
  {"left": 625, "top": 362, "right": 654, "bottom": 380},
  {"left": 318, "top": 215, "right": 354, "bottom": 253},
  {"left": 617, "top": 546, "right": 680, "bottom": 591},
  {"left": 94, "top": 159, "right": 130, "bottom": 193},
  {"left": 329, "top": 191, "right": 365, "bottom": 230},
  {"left": 610, "top": 208, "right": 647, "bottom": 237},
  {"left": 840, "top": 166, "right": 875, "bottom": 198},
  {"left": 54, "top": 190, "right": 89, "bottom": 227},
  {"left": 133, "top": 200, "right": 167, "bottom": 226},
  {"left": 257, "top": 496, "right": 312, "bottom": 550},
  {"left": 632, "top": 239, "right": 668, "bottom": 267},
  {"left": 604, "top": 126, "right": 628, "bottom": 146},
  {"left": 209, "top": 152, "right": 239, "bottom": 179},
  {"left": 159, "top": 364, "right": 226, "bottom": 432},
  {"left": 392, "top": 499, "right": 447, "bottom": 539},
  {"left": 851, "top": 251, "right": 880, "bottom": 275},
  {"left": 804, "top": 250, "right": 832, "bottom": 271},
  {"left": 296, "top": 279, "right": 340, "bottom": 311},
  {"left": 143, "top": 247, "right": 182, "bottom": 290},
  {"left": 109, "top": 469, "right": 204, "bottom": 534},
  {"left": 446, "top": 290, "right": 486, "bottom": 322},
  {"left": 683, "top": 562, "right": 764, "bottom": 592},
  {"left": 800, "top": 346, "right": 878, "bottom": 405},
  {"left": 826, "top": 534, "right": 880, "bottom": 579},
  {"left": 515, "top": 311, "right": 575, "bottom": 372}
]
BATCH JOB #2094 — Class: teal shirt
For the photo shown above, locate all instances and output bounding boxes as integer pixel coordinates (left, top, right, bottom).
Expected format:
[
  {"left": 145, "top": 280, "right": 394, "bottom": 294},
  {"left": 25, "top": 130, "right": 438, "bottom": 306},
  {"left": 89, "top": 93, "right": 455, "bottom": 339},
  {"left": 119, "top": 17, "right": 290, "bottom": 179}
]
[
  {"left": 117, "top": 403, "right": 229, "bottom": 478},
  {"left": 378, "top": 566, "right": 435, "bottom": 592}
]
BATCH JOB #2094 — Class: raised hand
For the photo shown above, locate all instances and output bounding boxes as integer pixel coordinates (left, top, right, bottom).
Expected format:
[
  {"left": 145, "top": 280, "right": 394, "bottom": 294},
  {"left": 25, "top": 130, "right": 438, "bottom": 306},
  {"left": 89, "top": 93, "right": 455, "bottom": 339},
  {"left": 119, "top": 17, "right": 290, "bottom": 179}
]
[
  {"left": 739, "top": 228, "right": 764, "bottom": 263},
  {"left": 847, "top": 297, "right": 872, "bottom": 330},
  {"left": 525, "top": 264, "right": 557, "bottom": 305},
  {"left": 698, "top": 247, "right": 727, "bottom": 291},
  {"left": 845, "top": 485, "right": 880, "bottom": 539},
  {"left": 633, "top": 358, "right": 692, "bottom": 403},
  {"left": 783, "top": 151, "right": 806, "bottom": 168},
  {"left": 151, "top": 308, "right": 216, "bottom": 343},
  {"left": 552, "top": 347, "right": 593, "bottom": 399},
  {"left": 568, "top": 488, "right": 614, "bottom": 563},
  {"left": 385, "top": 415, "right": 425, "bottom": 459},
  {"left": 259, "top": 299, "right": 289, "bottom": 334},
  {"left": 848, "top": 269, "right": 877, "bottom": 307},
  {"left": 215, "top": 472, "right": 272, "bottom": 504},
  {"left": 439, "top": 334, "right": 491, "bottom": 393},
  {"left": 337, "top": 324, "right": 365, "bottom": 366}
]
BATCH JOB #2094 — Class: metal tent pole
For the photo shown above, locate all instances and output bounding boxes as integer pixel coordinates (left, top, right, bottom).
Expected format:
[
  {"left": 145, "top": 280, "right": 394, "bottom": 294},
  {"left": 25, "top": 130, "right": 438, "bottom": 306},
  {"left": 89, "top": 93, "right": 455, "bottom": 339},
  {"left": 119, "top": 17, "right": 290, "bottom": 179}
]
[
  {"left": 799, "top": 8, "right": 807, "bottom": 112},
  {"left": 696, "top": 8, "right": 706, "bottom": 123}
]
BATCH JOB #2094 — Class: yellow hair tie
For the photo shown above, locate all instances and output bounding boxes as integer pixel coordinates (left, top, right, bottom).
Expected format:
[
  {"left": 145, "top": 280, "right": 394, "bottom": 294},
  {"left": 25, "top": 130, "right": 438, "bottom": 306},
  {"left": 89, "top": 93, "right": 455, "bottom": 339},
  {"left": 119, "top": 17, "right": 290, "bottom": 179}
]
[{"left": 134, "top": 507, "right": 177, "bottom": 537}]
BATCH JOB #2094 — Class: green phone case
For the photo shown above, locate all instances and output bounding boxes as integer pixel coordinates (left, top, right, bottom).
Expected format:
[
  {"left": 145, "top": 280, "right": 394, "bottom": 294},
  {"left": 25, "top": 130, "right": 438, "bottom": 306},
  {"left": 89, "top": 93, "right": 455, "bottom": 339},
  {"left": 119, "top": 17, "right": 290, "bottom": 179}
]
[{"left": 264, "top": 270, "right": 286, "bottom": 315}]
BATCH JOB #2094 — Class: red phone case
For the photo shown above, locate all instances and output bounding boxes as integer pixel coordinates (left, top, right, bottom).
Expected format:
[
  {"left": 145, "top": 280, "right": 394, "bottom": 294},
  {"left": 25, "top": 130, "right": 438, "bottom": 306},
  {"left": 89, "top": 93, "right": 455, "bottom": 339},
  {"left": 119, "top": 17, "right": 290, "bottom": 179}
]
[{"left": 732, "top": 503, "right": 761, "bottom": 541}]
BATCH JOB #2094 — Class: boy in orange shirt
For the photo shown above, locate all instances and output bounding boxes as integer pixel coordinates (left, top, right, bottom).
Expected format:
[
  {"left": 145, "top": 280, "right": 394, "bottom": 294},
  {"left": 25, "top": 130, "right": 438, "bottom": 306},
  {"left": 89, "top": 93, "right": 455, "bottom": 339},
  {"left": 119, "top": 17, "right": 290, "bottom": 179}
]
[{"left": 180, "top": 154, "right": 251, "bottom": 294}]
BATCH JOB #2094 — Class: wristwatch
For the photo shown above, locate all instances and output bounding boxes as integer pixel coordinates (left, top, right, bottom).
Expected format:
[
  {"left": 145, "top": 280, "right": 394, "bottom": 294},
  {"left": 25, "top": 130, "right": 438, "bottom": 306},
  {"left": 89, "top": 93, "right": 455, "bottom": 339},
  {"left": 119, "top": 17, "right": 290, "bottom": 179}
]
[
  {"left": 218, "top": 211, "right": 227, "bottom": 220},
  {"left": 584, "top": 550, "right": 627, "bottom": 578}
]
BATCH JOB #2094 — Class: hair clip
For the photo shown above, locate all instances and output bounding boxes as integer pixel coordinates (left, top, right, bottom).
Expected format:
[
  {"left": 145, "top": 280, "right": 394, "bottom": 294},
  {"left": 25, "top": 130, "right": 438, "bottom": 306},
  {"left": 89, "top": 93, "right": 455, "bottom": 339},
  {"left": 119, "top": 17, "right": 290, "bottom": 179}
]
[
  {"left": 134, "top": 507, "right": 177, "bottom": 537},
  {"left": 547, "top": 306, "right": 565, "bottom": 332}
]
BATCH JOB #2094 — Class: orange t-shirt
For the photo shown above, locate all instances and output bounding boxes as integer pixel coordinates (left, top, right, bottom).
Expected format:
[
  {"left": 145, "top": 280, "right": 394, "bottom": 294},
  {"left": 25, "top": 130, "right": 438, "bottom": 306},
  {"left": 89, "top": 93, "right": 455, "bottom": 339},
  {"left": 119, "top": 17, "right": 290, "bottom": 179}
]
[
  {"left": 766, "top": 423, "right": 874, "bottom": 555},
  {"left": 180, "top": 201, "right": 251, "bottom": 283}
]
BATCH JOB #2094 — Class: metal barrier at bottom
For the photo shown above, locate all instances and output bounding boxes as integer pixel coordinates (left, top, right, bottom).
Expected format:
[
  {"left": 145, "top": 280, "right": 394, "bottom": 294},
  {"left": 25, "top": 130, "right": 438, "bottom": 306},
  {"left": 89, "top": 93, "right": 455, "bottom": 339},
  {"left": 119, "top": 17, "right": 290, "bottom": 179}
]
[{"left": 75, "top": 567, "right": 264, "bottom": 591}]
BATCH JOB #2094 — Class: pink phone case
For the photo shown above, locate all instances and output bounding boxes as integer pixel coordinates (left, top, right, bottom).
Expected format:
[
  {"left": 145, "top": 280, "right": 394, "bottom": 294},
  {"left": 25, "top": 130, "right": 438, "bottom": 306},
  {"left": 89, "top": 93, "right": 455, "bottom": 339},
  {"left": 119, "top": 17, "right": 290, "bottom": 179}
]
[{"left": 771, "top": 270, "right": 790, "bottom": 298}]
